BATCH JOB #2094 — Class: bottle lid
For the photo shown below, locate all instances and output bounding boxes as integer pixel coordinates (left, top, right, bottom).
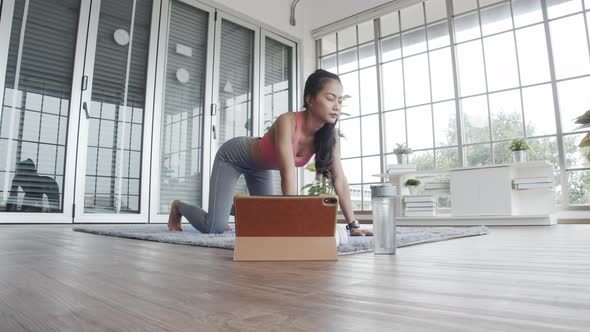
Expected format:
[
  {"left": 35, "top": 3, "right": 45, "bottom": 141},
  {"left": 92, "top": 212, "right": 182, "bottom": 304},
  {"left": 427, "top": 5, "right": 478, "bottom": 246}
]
[{"left": 370, "top": 183, "right": 396, "bottom": 198}]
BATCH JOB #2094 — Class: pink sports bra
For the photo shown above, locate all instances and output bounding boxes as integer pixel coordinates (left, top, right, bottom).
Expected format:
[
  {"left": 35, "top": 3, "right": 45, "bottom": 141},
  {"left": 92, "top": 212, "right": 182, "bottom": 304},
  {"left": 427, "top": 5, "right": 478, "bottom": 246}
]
[{"left": 258, "top": 111, "right": 314, "bottom": 169}]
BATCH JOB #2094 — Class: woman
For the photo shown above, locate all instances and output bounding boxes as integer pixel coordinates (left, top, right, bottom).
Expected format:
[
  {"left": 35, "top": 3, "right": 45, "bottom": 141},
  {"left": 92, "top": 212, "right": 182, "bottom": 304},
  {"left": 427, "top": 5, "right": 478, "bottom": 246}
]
[{"left": 168, "top": 69, "right": 372, "bottom": 236}]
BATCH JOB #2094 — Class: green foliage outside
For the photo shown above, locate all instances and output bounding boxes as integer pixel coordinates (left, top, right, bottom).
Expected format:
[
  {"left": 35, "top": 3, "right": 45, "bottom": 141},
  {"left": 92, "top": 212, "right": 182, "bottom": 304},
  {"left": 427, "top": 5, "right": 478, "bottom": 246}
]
[
  {"left": 409, "top": 111, "right": 590, "bottom": 204},
  {"left": 299, "top": 98, "right": 590, "bottom": 205}
]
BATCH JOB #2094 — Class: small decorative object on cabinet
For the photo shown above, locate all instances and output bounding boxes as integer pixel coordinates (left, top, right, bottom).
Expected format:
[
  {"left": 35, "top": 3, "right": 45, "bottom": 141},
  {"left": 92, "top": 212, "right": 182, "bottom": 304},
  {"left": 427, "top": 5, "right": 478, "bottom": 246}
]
[
  {"left": 393, "top": 143, "right": 412, "bottom": 164},
  {"left": 574, "top": 110, "right": 590, "bottom": 161},
  {"left": 404, "top": 178, "right": 421, "bottom": 195},
  {"left": 403, "top": 195, "right": 436, "bottom": 217},
  {"left": 508, "top": 138, "right": 530, "bottom": 163}
]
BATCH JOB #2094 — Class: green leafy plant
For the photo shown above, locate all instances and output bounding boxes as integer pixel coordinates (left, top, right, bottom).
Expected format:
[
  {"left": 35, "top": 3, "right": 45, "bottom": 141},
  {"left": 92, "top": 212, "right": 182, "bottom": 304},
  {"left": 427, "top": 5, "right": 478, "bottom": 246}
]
[
  {"left": 393, "top": 143, "right": 413, "bottom": 155},
  {"left": 300, "top": 163, "right": 334, "bottom": 195},
  {"left": 574, "top": 109, "right": 590, "bottom": 129},
  {"left": 575, "top": 110, "right": 590, "bottom": 161},
  {"left": 404, "top": 178, "right": 421, "bottom": 187},
  {"left": 508, "top": 138, "right": 530, "bottom": 151}
]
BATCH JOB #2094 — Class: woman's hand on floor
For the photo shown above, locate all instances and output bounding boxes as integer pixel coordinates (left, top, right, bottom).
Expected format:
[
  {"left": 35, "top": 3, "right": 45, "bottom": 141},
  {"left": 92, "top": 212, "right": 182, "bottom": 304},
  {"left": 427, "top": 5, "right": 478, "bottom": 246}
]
[{"left": 349, "top": 228, "right": 373, "bottom": 236}]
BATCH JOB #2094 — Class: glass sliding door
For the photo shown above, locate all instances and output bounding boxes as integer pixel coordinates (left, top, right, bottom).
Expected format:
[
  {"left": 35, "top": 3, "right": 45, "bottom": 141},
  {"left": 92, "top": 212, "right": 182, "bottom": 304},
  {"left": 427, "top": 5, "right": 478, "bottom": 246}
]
[
  {"left": 260, "top": 31, "right": 296, "bottom": 195},
  {"left": 0, "top": 0, "right": 83, "bottom": 222},
  {"left": 74, "top": 0, "right": 159, "bottom": 222},
  {"left": 151, "top": 0, "right": 214, "bottom": 221},
  {"left": 0, "top": 0, "right": 299, "bottom": 224},
  {"left": 205, "top": 12, "right": 258, "bottom": 208},
  {"left": 214, "top": 17, "right": 256, "bottom": 147}
]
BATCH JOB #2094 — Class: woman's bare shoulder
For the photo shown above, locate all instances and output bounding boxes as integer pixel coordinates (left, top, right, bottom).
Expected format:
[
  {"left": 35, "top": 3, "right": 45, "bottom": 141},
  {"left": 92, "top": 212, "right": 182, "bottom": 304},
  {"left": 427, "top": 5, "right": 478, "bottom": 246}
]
[
  {"left": 278, "top": 111, "right": 296, "bottom": 121},
  {"left": 265, "top": 112, "right": 296, "bottom": 139},
  {"left": 274, "top": 112, "right": 297, "bottom": 128}
]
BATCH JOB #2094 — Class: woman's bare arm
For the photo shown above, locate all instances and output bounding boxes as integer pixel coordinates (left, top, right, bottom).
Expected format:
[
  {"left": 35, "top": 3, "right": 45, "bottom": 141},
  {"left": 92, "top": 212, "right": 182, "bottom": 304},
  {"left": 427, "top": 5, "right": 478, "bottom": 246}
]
[
  {"left": 331, "top": 132, "right": 355, "bottom": 222},
  {"left": 274, "top": 114, "right": 297, "bottom": 195},
  {"left": 331, "top": 131, "right": 373, "bottom": 236}
]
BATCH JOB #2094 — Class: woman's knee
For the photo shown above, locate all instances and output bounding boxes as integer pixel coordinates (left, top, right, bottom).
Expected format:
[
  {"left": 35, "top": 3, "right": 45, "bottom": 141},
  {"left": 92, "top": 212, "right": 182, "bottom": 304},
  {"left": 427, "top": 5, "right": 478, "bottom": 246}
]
[
  {"left": 208, "top": 221, "right": 228, "bottom": 234},
  {"left": 172, "top": 199, "right": 182, "bottom": 208}
]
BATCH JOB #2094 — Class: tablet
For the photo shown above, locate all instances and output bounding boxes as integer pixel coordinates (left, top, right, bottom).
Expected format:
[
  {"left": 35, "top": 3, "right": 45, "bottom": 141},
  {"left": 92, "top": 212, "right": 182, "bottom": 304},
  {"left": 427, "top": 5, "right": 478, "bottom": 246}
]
[{"left": 233, "top": 194, "right": 339, "bottom": 261}]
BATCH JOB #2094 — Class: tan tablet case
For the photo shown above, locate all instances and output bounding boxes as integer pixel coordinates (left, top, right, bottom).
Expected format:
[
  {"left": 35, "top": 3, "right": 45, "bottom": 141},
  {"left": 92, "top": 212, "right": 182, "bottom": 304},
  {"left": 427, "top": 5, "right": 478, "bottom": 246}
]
[{"left": 233, "top": 194, "right": 339, "bottom": 261}]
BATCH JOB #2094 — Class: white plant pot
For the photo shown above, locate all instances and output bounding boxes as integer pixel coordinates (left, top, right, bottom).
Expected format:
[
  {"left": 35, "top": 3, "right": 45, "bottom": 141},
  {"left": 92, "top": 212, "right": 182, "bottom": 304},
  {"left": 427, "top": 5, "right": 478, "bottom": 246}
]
[
  {"left": 513, "top": 150, "right": 528, "bottom": 163},
  {"left": 396, "top": 153, "right": 410, "bottom": 164},
  {"left": 407, "top": 185, "right": 419, "bottom": 195}
]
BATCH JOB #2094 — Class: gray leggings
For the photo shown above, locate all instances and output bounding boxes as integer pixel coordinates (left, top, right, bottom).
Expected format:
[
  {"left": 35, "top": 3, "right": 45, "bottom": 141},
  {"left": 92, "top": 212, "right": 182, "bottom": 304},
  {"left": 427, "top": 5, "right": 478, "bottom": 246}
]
[{"left": 178, "top": 137, "right": 273, "bottom": 234}]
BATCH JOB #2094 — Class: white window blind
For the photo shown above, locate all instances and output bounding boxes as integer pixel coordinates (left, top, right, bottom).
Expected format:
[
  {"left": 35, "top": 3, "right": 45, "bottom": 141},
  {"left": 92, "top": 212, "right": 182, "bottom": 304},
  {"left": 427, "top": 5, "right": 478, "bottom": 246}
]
[
  {"left": 158, "top": 0, "right": 209, "bottom": 213},
  {"left": 1, "top": 0, "right": 80, "bottom": 213}
]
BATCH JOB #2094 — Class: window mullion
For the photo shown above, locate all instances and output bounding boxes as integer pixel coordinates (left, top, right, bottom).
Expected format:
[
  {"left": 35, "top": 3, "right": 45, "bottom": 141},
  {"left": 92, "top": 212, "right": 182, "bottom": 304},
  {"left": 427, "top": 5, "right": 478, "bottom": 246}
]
[
  {"left": 540, "top": 0, "right": 568, "bottom": 207},
  {"left": 475, "top": 1, "right": 494, "bottom": 164},
  {"left": 424, "top": 2, "right": 436, "bottom": 168},
  {"left": 507, "top": 1, "right": 528, "bottom": 141},
  {"left": 374, "top": 17, "right": 387, "bottom": 179},
  {"left": 446, "top": 0, "right": 464, "bottom": 167},
  {"left": 398, "top": 11, "right": 409, "bottom": 147}
]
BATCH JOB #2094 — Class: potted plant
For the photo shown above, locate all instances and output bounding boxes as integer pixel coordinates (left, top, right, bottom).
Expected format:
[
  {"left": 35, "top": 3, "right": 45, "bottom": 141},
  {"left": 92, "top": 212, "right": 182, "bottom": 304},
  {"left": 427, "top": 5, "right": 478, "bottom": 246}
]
[
  {"left": 393, "top": 143, "right": 413, "bottom": 164},
  {"left": 300, "top": 163, "right": 334, "bottom": 195},
  {"left": 574, "top": 110, "right": 590, "bottom": 161},
  {"left": 508, "top": 138, "right": 530, "bottom": 163},
  {"left": 404, "top": 178, "right": 421, "bottom": 195}
]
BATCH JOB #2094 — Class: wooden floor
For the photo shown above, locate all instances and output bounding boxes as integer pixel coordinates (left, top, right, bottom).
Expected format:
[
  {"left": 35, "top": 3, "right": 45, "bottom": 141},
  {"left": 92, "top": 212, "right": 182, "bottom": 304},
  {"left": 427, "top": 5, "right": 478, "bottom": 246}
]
[{"left": 1, "top": 225, "right": 589, "bottom": 332}]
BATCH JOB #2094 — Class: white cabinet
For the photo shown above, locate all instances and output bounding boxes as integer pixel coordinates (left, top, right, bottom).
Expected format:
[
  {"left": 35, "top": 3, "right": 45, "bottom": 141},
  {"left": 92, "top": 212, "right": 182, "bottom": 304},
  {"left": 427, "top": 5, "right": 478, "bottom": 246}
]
[
  {"left": 450, "top": 168, "right": 482, "bottom": 216},
  {"left": 377, "top": 161, "right": 556, "bottom": 225},
  {"left": 479, "top": 167, "right": 514, "bottom": 215},
  {"left": 451, "top": 166, "right": 512, "bottom": 216},
  {"left": 450, "top": 161, "right": 554, "bottom": 217}
]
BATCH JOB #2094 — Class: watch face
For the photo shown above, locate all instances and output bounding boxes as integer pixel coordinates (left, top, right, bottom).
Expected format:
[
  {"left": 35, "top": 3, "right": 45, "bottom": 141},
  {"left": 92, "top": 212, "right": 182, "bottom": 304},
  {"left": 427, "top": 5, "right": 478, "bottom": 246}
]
[{"left": 347, "top": 220, "right": 360, "bottom": 230}]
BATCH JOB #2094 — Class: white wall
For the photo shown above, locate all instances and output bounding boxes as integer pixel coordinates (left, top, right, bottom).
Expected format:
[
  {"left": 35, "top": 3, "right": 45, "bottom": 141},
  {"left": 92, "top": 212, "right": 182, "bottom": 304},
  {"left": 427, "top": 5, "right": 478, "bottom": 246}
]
[
  {"left": 212, "top": 0, "right": 306, "bottom": 39},
  {"left": 304, "top": 0, "right": 394, "bottom": 31},
  {"left": 212, "top": 0, "right": 395, "bottom": 81},
  {"left": 300, "top": 0, "right": 393, "bottom": 83},
  {"left": 304, "top": 0, "right": 394, "bottom": 79}
]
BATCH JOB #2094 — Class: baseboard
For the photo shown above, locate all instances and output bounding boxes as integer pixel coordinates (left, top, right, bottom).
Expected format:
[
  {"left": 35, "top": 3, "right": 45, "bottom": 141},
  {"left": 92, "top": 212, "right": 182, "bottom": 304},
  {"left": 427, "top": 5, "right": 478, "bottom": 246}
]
[
  {"left": 558, "top": 219, "right": 590, "bottom": 224},
  {"left": 338, "top": 211, "right": 556, "bottom": 226},
  {"left": 395, "top": 215, "right": 555, "bottom": 226}
]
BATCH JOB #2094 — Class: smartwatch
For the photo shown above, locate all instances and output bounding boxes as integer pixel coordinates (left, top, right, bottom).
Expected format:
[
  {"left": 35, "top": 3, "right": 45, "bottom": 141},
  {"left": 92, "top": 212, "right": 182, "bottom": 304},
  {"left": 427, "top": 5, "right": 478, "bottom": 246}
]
[{"left": 346, "top": 220, "right": 360, "bottom": 231}]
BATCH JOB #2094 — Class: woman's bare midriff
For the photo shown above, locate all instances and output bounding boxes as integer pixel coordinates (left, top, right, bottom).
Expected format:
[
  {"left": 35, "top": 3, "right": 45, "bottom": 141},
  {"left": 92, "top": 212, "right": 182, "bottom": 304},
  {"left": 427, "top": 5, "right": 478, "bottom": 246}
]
[{"left": 249, "top": 138, "right": 274, "bottom": 169}]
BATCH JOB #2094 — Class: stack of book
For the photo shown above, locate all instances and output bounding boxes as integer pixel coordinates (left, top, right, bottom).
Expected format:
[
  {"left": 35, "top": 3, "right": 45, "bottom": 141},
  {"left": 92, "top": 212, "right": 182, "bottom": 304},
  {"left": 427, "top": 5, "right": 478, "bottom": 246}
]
[
  {"left": 404, "top": 195, "right": 436, "bottom": 217},
  {"left": 423, "top": 180, "right": 450, "bottom": 191},
  {"left": 512, "top": 176, "right": 553, "bottom": 190},
  {"left": 386, "top": 164, "right": 417, "bottom": 172}
]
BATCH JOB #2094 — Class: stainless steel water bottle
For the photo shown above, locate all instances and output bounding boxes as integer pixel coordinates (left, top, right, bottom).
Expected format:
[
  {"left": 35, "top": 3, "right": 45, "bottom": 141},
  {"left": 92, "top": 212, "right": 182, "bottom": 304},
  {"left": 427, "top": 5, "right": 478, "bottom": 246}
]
[{"left": 371, "top": 183, "right": 396, "bottom": 255}]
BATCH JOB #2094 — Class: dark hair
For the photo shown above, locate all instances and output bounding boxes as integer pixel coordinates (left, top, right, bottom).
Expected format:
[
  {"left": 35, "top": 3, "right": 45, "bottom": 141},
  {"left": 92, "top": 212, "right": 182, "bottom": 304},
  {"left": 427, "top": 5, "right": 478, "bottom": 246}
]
[{"left": 304, "top": 69, "right": 341, "bottom": 181}]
